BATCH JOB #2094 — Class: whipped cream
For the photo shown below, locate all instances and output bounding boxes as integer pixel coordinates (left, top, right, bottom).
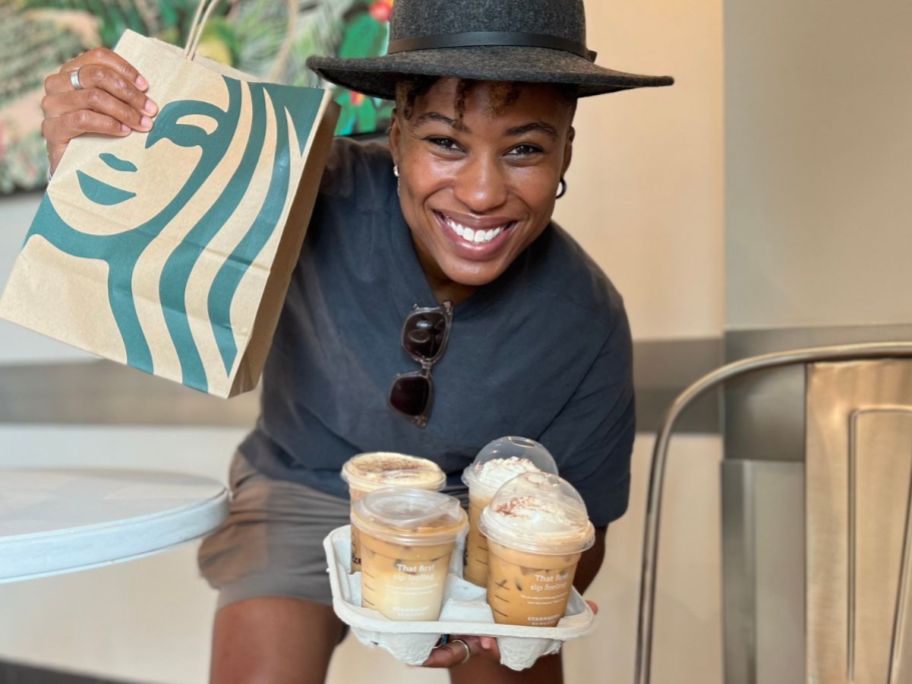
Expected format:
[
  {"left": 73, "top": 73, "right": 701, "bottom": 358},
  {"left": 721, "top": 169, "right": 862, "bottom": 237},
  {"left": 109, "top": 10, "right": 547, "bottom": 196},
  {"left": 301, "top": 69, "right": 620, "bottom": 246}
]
[
  {"left": 461, "top": 437, "right": 558, "bottom": 500},
  {"left": 466, "top": 456, "right": 543, "bottom": 498},
  {"left": 491, "top": 495, "right": 588, "bottom": 535},
  {"left": 479, "top": 472, "right": 595, "bottom": 554}
]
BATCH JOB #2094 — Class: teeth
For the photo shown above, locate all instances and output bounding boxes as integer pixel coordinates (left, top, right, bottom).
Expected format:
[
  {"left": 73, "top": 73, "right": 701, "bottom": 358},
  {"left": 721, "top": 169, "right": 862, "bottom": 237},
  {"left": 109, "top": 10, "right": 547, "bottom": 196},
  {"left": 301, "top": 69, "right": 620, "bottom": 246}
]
[{"left": 443, "top": 215, "right": 507, "bottom": 245}]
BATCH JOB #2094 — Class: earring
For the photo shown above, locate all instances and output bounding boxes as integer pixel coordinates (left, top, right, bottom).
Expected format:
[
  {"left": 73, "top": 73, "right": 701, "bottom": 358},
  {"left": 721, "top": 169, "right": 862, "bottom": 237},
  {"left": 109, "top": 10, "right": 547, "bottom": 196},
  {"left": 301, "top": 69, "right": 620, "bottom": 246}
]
[
  {"left": 393, "top": 165, "right": 400, "bottom": 178},
  {"left": 556, "top": 177, "right": 567, "bottom": 199}
]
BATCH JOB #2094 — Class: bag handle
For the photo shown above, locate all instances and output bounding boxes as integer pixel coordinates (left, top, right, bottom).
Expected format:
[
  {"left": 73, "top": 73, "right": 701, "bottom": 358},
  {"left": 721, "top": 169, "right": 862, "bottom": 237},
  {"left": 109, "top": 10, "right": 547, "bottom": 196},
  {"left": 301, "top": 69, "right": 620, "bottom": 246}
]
[{"left": 184, "top": 0, "right": 223, "bottom": 61}]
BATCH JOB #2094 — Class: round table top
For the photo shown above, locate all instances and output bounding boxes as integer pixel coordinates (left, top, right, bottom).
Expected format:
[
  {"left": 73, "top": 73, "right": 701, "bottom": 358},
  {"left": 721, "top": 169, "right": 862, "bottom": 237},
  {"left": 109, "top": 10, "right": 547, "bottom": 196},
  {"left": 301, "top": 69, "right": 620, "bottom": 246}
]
[{"left": 0, "top": 468, "right": 228, "bottom": 583}]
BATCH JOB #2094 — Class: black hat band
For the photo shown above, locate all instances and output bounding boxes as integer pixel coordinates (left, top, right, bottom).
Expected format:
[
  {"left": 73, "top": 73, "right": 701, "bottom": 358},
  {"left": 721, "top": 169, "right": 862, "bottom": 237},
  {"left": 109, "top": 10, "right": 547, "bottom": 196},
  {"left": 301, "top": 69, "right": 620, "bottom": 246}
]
[{"left": 387, "top": 31, "right": 597, "bottom": 62}]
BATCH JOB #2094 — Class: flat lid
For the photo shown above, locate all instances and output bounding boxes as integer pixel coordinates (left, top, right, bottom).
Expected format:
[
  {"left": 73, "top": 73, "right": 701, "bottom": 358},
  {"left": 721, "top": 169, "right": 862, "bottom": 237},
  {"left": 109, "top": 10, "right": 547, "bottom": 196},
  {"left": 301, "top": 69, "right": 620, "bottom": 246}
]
[
  {"left": 0, "top": 468, "right": 227, "bottom": 583},
  {"left": 351, "top": 487, "right": 466, "bottom": 545},
  {"left": 341, "top": 452, "right": 446, "bottom": 492}
]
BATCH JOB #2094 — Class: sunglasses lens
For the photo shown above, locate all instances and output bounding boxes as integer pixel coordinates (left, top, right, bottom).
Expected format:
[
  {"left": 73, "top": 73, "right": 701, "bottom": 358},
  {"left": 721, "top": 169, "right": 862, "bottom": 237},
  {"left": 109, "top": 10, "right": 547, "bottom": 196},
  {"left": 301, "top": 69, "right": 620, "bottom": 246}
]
[
  {"left": 389, "top": 374, "right": 431, "bottom": 417},
  {"left": 404, "top": 312, "right": 448, "bottom": 360}
]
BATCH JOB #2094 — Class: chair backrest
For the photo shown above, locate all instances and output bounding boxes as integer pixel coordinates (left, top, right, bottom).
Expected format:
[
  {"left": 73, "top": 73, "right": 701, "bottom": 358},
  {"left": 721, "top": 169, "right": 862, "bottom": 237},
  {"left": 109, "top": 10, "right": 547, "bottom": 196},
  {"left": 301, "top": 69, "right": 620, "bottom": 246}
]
[
  {"left": 635, "top": 343, "right": 912, "bottom": 684},
  {"left": 806, "top": 359, "right": 912, "bottom": 684}
]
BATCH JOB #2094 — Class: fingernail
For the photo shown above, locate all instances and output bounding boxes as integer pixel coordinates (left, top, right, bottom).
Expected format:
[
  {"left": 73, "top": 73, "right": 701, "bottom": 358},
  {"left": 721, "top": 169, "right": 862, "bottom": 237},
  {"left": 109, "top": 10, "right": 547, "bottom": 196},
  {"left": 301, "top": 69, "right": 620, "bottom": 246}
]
[
  {"left": 135, "top": 75, "right": 148, "bottom": 90},
  {"left": 140, "top": 116, "right": 153, "bottom": 130},
  {"left": 120, "top": 124, "right": 130, "bottom": 134},
  {"left": 143, "top": 99, "right": 158, "bottom": 115}
]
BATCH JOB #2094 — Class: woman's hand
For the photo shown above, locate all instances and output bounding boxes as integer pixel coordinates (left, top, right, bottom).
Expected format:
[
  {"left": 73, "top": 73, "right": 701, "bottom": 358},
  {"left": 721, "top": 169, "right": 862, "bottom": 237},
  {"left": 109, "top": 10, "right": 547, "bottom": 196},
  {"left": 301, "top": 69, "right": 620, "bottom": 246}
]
[
  {"left": 420, "top": 600, "right": 599, "bottom": 668},
  {"left": 421, "top": 634, "right": 500, "bottom": 668},
  {"left": 41, "top": 48, "right": 158, "bottom": 175}
]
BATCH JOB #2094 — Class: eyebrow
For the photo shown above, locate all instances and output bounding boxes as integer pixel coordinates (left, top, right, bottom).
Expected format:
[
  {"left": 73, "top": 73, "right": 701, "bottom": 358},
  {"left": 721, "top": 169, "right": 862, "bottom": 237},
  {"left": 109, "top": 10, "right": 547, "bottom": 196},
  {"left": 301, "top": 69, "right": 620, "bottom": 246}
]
[
  {"left": 413, "top": 114, "right": 559, "bottom": 140},
  {"left": 414, "top": 112, "right": 467, "bottom": 131},
  {"left": 505, "top": 122, "right": 558, "bottom": 140}
]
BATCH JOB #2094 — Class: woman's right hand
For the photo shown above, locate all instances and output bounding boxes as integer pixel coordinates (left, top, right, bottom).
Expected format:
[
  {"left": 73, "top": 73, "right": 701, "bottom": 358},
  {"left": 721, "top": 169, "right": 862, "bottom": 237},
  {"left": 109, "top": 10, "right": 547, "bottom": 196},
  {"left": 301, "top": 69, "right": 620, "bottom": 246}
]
[{"left": 41, "top": 48, "right": 158, "bottom": 176}]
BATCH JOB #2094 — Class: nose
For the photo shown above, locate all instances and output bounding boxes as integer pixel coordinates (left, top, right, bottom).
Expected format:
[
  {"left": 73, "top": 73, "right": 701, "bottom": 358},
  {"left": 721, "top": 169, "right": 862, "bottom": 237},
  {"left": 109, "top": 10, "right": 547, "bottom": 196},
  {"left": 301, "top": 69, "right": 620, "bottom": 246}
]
[{"left": 453, "top": 154, "right": 508, "bottom": 213}]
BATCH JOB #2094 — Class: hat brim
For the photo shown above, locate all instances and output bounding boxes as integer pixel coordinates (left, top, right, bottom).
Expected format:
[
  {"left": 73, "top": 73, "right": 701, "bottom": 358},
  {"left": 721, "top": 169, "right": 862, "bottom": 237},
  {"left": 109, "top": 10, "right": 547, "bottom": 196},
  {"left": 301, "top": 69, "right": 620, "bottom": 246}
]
[{"left": 306, "top": 46, "right": 673, "bottom": 100}]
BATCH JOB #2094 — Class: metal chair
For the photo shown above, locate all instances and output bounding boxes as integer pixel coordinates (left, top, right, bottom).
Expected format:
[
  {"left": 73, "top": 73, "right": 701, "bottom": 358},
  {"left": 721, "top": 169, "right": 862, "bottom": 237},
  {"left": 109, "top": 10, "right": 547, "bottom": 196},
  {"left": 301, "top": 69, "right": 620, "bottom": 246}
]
[{"left": 634, "top": 341, "right": 912, "bottom": 684}]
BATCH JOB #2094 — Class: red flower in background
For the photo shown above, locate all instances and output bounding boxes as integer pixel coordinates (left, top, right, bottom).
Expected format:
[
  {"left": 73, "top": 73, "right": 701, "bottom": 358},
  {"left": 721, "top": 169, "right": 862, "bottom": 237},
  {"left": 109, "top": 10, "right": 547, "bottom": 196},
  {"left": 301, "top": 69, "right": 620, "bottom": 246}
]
[{"left": 369, "top": 0, "right": 393, "bottom": 23}]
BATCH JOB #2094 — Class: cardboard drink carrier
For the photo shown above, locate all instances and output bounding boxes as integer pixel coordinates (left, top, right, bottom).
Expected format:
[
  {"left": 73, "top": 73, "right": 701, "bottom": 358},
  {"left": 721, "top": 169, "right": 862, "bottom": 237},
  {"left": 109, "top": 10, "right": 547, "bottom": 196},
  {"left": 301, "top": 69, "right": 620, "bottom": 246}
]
[
  {"left": 323, "top": 525, "right": 598, "bottom": 671},
  {"left": 0, "top": 0, "right": 338, "bottom": 397}
]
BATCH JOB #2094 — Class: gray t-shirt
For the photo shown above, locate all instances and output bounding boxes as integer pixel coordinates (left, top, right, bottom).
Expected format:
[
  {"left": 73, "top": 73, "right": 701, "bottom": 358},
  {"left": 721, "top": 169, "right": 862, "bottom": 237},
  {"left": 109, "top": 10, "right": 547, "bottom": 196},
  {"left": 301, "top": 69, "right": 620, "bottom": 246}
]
[{"left": 240, "top": 138, "right": 635, "bottom": 526}]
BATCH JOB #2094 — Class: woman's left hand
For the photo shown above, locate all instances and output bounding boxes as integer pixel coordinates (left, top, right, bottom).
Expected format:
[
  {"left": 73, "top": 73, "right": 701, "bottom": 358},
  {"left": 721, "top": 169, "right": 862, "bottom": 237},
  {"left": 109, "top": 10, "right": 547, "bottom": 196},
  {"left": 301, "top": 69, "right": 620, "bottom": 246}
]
[
  {"left": 420, "top": 600, "right": 599, "bottom": 668},
  {"left": 421, "top": 634, "right": 500, "bottom": 668}
]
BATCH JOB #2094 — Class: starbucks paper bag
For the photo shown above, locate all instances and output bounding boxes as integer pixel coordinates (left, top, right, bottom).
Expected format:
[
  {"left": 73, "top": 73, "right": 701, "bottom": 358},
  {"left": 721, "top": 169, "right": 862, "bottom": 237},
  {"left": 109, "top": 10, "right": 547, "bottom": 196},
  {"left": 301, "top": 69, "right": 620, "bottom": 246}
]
[{"left": 0, "top": 27, "right": 338, "bottom": 398}]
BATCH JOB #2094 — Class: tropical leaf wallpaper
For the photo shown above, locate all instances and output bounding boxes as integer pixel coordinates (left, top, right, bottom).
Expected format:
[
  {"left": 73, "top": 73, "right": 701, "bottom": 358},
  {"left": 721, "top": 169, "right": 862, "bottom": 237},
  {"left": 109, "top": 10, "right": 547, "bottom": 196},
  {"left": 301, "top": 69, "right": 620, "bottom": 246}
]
[{"left": 0, "top": 0, "right": 395, "bottom": 194}]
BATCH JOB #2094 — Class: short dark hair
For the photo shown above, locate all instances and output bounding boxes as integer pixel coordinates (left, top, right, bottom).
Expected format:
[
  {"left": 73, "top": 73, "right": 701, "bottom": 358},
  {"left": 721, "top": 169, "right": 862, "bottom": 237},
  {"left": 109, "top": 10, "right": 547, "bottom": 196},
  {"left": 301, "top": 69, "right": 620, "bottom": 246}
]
[{"left": 394, "top": 77, "right": 578, "bottom": 122}]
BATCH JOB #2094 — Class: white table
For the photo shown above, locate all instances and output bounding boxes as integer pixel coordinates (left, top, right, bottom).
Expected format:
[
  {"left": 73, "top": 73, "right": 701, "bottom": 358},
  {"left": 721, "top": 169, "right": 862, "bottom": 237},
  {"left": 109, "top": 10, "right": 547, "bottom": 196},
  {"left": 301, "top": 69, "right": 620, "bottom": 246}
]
[{"left": 0, "top": 468, "right": 228, "bottom": 583}]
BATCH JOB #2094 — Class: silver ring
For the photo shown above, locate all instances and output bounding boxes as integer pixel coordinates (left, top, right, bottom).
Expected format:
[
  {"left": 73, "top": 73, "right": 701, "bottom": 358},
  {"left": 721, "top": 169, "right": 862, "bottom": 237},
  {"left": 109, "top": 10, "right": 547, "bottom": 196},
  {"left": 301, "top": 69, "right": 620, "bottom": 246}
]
[
  {"left": 451, "top": 638, "right": 471, "bottom": 665},
  {"left": 69, "top": 67, "right": 84, "bottom": 91}
]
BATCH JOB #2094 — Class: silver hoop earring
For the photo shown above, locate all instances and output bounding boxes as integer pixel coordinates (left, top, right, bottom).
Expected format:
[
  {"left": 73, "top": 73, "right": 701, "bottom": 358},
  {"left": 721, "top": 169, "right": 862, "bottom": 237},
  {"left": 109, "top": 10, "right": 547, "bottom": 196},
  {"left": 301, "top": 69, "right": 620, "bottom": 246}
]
[{"left": 556, "top": 177, "right": 567, "bottom": 199}]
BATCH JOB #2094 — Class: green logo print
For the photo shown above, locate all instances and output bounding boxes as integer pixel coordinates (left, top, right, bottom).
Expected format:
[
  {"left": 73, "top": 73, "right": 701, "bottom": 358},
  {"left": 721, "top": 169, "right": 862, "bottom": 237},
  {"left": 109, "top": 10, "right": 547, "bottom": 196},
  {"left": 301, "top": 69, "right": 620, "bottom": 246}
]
[
  {"left": 26, "top": 77, "right": 323, "bottom": 392},
  {"left": 77, "top": 155, "right": 137, "bottom": 205}
]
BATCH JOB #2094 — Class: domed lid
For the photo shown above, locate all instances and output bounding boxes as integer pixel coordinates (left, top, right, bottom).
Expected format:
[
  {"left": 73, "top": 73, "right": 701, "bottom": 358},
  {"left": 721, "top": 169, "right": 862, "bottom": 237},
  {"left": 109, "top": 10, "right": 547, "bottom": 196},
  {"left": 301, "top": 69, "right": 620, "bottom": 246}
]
[
  {"left": 461, "top": 436, "right": 558, "bottom": 499},
  {"left": 479, "top": 472, "right": 594, "bottom": 555}
]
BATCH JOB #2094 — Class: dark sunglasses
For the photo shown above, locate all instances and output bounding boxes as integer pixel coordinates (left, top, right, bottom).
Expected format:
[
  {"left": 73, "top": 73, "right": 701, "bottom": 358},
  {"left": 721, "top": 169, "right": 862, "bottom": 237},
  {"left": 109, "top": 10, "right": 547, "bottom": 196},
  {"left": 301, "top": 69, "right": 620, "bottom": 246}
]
[{"left": 388, "top": 301, "right": 453, "bottom": 428}]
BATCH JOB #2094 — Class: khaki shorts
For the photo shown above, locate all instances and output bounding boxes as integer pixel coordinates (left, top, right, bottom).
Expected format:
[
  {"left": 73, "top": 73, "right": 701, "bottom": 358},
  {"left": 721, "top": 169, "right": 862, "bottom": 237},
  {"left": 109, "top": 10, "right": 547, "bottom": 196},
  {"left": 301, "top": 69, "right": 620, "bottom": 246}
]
[{"left": 198, "top": 452, "right": 350, "bottom": 609}]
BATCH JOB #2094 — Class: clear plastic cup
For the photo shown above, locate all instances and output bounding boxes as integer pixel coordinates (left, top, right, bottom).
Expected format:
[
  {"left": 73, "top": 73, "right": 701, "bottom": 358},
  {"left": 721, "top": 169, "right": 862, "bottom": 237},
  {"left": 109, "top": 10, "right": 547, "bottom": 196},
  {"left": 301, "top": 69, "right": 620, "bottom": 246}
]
[
  {"left": 352, "top": 487, "right": 467, "bottom": 621},
  {"left": 460, "top": 437, "right": 558, "bottom": 586},
  {"left": 342, "top": 452, "right": 445, "bottom": 572},
  {"left": 480, "top": 472, "right": 595, "bottom": 627}
]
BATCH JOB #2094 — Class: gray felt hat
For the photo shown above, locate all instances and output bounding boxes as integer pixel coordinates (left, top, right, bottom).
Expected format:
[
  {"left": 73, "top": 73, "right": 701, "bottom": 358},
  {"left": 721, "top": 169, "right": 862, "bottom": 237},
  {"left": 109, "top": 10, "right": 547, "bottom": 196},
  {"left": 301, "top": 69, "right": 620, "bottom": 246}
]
[{"left": 306, "top": 0, "right": 674, "bottom": 100}]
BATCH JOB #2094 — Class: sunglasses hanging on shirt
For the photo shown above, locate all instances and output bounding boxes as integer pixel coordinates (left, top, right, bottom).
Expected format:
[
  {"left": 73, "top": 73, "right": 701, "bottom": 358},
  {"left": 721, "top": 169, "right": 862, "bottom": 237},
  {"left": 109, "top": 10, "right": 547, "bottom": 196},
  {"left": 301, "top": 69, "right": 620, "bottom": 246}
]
[{"left": 388, "top": 301, "right": 453, "bottom": 428}]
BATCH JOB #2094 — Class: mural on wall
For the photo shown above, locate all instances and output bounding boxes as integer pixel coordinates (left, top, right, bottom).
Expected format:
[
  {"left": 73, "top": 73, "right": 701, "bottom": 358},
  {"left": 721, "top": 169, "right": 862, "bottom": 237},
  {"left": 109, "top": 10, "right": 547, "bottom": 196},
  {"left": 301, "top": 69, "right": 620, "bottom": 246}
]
[{"left": 0, "top": 0, "right": 395, "bottom": 194}]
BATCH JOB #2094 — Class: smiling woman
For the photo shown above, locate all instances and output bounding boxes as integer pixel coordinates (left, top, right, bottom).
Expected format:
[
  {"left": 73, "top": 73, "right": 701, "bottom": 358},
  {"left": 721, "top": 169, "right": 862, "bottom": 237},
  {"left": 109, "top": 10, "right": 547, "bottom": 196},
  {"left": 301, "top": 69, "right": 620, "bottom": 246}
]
[
  {"left": 389, "top": 78, "right": 576, "bottom": 303},
  {"left": 35, "top": 0, "right": 672, "bottom": 683}
]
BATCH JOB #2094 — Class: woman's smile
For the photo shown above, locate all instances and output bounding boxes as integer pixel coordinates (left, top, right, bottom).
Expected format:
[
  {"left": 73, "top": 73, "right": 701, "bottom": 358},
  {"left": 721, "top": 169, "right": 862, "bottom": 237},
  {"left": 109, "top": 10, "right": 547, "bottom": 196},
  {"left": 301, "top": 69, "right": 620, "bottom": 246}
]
[{"left": 434, "top": 210, "right": 516, "bottom": 257}]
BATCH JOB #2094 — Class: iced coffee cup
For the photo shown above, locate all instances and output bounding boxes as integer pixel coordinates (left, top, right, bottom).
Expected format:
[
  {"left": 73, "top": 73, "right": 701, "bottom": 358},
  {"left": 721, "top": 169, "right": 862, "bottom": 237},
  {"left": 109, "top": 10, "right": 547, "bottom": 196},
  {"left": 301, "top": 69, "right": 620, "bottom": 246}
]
[
  {"left": 341, "top": 452, "right": 446, "bottom": 572},
  {"left": 480, "top": 472, "right": 595, "bottom": 627},
  {"left": 461, "top": 437, "right": 558, "bottom": 586},
  {"left": 352, "top": 487, "right": 467, "bottom": 621}
]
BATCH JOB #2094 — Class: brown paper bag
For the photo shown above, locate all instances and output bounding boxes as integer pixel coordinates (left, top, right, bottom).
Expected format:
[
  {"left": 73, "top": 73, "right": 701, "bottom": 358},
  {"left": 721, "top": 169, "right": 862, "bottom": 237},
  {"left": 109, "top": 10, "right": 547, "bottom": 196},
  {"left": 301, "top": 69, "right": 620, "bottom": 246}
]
[{"left": 0, "top": 7, "right": 338, "bottom": 398}]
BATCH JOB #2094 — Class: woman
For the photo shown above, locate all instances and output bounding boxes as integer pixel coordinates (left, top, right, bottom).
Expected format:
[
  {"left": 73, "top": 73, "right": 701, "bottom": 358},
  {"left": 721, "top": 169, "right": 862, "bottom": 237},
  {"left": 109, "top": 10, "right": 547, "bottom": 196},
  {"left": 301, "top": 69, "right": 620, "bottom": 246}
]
[{"left": 41, "top": 0, "right": 671, "bottom": 681}]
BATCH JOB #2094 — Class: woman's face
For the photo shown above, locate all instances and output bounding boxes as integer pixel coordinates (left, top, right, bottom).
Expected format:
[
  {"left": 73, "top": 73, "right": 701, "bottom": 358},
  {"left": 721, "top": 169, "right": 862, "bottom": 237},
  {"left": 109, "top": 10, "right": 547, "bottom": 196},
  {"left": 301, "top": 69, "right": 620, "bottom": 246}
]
[{"left": 389, "top": 78, "right": 575, "bottom": 301}]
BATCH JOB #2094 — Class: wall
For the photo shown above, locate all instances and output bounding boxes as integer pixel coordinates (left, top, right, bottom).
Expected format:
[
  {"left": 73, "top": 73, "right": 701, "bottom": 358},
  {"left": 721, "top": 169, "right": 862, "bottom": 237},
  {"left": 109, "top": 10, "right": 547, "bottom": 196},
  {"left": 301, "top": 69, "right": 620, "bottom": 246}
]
[
  {"left": 556, "top": 0, "right": 725, "bottom": 341},
  {"left": 725, "top": 0, "right": 912, "bottom": 330}
]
